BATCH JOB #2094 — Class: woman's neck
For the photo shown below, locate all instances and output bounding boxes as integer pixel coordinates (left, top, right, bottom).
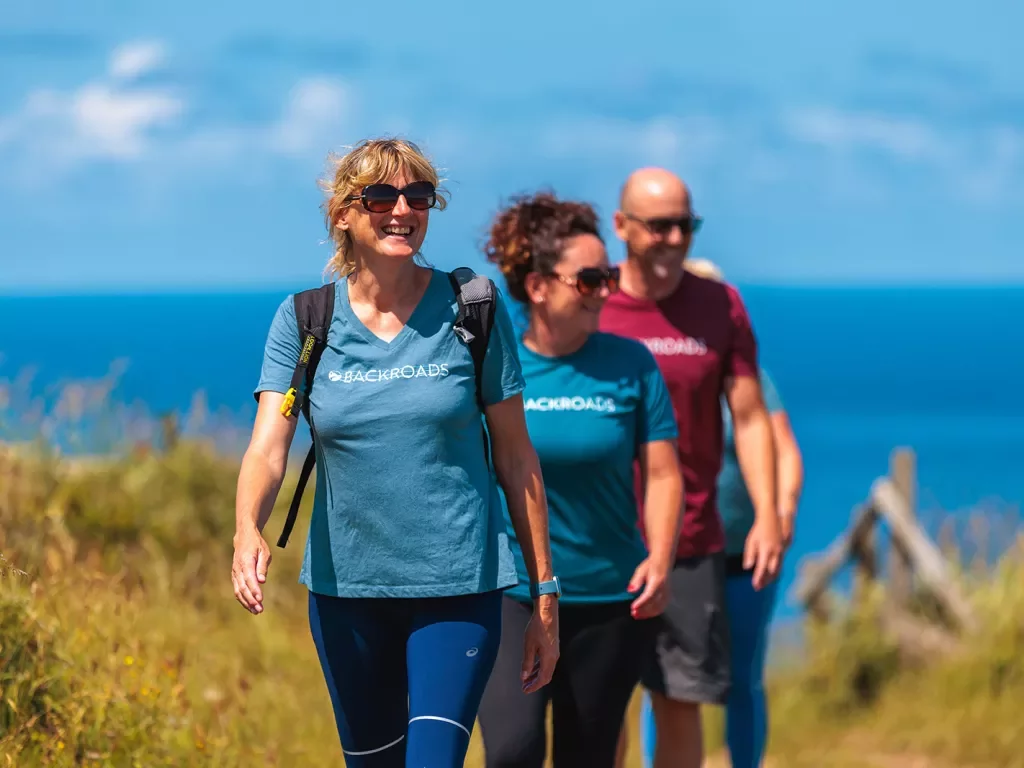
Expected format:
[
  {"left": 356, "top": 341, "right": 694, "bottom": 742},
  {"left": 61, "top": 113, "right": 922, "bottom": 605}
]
[
  {"left": 522, "top": 314, "right": 591, "bottom": 358},
  {"left": 347, "top": 252, "right": 427, "bottom": 311}
]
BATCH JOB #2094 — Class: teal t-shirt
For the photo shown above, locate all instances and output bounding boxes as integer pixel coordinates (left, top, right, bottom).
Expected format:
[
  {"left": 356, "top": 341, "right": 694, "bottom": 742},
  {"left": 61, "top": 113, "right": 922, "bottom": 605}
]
[
  {"left": 719, "top": 368, "right": 785, "bottom": 556},
  {"left": 255, "top": 268, "right": 524, "bottom": 598},
  {"left": 503, "top": 332, "right": 679, "bottom": 604}
]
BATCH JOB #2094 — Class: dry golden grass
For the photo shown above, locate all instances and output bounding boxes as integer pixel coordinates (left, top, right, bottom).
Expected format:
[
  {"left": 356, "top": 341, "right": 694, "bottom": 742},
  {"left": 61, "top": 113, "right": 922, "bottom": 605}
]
[{"left": 1, "top": 435, "right": 1022, "bottom": 767}]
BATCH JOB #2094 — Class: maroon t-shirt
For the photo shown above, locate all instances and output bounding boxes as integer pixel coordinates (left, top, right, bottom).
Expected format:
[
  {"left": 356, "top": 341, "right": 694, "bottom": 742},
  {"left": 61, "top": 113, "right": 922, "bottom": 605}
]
[{"left": 598, "top": 270, "right": 759, "bottom": 559}]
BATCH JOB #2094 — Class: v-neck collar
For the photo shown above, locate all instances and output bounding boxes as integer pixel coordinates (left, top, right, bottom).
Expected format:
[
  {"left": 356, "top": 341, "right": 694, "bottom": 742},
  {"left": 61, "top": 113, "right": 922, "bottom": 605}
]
[{"left": 337, "top": 268, "right": 440, "bottom": 352}]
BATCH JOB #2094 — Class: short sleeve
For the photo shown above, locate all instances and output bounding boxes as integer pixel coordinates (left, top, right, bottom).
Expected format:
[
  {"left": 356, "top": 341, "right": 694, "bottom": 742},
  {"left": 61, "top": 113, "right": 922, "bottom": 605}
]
[
  {"left": 253, "top": 295, "right": 301, "bottom": 401},
  {"left": 635, "top": 344, "right": 679, "bottom": 446},
  {"left": 759, "top": 368, "right": 785, "bottom": 413},
  {"left": 480, "top": 287, "right": 526, "bottom": 406},
  {"left": 726, "top": 284, "right": 759, "bottom": 379}
]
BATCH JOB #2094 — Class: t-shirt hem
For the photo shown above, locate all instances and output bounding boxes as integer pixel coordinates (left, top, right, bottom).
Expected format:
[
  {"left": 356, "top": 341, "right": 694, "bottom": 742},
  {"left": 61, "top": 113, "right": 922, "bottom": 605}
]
[
  {"left": 643, "top": 427, "right": 679, "bottom": 443},
  {"left": 484, "top": 381, "right": 526, "bottom": 408},
  {"left": 301, "top": 575, "right": 518, "bottom": 598},
  {"left": 253, "top": 382, "right": 289, "bottom": 400}
]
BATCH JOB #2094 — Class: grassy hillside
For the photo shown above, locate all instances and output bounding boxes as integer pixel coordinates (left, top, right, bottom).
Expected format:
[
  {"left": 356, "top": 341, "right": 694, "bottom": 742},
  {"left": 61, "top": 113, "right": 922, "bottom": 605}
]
[{"left": 1, "top": 439, "right": 1022, "bottom": 767}]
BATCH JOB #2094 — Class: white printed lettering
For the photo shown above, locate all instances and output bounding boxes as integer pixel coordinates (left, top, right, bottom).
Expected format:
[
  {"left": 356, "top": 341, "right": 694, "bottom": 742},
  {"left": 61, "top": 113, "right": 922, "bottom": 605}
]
[
  {"left": 523, "top": 396, "right": 617, "bottom": 413},
  {"left": 640, "top": 336, "right": 708, "bottom": 356},
  {"left": 327, "top": 361, "right": 452, "bottom": 385}
]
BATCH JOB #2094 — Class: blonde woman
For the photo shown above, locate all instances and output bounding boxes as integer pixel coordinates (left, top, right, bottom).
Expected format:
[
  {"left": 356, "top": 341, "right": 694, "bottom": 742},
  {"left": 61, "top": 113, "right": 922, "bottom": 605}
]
[
  {"left": 231, "top": 138, "right": 560, "bottom": 767},
  {"left": 637, "top": 258, "right": 804, "bottom": 768}
]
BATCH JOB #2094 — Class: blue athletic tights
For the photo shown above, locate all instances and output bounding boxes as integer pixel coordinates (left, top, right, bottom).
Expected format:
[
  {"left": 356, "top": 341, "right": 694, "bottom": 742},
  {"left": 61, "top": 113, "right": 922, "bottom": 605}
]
[
  {"left": 640, "top": 574, "right": 778, "bottom": 768},
  {"left": 308, "top": 589, "right": 503, "bottom": 767}
]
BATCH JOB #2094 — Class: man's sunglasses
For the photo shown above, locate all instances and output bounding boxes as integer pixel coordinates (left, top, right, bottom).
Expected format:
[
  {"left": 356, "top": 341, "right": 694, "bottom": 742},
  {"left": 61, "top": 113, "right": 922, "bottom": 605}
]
[
  {"left": 551, "top": 266, "right": 621, "bottom": 297},
  {"left": 344, "top": 181, "right": 437, "bottom": 213},
  {"left": 625, "top": 213, "right": 703, "bottom": 237}
]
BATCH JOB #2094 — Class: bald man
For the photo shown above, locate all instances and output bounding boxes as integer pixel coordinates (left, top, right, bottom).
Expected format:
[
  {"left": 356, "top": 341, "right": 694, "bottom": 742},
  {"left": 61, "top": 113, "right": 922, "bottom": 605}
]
[{"left": 601, "top": 169, "right": 782, "bottom": 768}]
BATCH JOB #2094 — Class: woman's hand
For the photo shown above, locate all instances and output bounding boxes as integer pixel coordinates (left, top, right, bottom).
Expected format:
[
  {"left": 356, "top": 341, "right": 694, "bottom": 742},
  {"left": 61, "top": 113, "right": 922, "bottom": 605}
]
[
  {"left": 635, "top": 439, "right": 683, "bottom": 620},
  {"left": 232, "top": 391, "right": 296, "bottom": 615},
  {"left": 232, "top": 525, "right": 272, "bottom": 615},
  {"left": 628, "top": 557, "right": 672, "bottom": 619},
  {"left": 521, "top": 595, "right": 559, "bottom": 693}
]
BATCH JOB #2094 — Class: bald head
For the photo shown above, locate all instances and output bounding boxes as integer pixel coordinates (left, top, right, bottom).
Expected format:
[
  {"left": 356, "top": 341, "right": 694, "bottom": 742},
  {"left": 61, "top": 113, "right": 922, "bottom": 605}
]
[
  {"left": 619, "top": 167, "right": 692, "bottom": 216},
  {"left": 613, "top": 167, "right": 697, "bottom": 285}
]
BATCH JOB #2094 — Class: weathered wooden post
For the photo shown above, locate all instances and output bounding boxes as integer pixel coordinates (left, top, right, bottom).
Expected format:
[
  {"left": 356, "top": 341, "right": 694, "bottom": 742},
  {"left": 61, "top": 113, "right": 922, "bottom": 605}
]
[
  {"left": 852, "top": 517, "right": 878, "bottom": 605},
  {"left": 888, "top": 448, "right": 917, "bottom": 609}
]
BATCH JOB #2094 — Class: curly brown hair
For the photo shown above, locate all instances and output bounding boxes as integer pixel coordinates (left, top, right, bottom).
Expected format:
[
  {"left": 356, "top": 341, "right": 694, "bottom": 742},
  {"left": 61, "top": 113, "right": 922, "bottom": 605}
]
[{"left": 482, "top": 191, "right": 603, "bottom": 305}]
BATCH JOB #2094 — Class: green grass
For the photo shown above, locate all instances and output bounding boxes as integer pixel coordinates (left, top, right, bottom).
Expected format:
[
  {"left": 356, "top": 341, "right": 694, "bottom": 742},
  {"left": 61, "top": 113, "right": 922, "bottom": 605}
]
[
  {"left": 1, "top": 436, "right": 1022, "bottom": 766},
  {"left": 0, "top": 441, "right": 344, "bottom": 766}
]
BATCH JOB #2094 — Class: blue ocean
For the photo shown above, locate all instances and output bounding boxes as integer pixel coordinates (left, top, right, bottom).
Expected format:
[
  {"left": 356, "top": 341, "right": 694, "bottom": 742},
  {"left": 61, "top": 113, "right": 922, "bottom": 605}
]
[{"left": 2, "top": 285, "right": 1022, "bottom": 621}]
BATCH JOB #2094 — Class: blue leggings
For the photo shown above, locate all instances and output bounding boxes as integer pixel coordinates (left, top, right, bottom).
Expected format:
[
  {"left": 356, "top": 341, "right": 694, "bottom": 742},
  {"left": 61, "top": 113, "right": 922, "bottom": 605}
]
[
  {"left": 640, "top": 574, "right": 778, "bottom": 768},
  {"left": 308, "top": 589, "right": 503, "bottom": 767}
]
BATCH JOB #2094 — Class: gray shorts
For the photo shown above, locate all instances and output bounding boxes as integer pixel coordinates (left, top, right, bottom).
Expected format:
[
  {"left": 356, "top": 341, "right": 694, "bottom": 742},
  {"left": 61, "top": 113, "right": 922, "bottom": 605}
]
[{"left": 640, "top": 552, "right": 731, "bottom": 705}]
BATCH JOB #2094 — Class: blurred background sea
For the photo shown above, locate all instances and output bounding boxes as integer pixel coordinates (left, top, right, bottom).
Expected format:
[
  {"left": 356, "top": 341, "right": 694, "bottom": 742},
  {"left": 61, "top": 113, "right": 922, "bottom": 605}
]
[{"left": 3, "top": 282, "right": 1020, "bottom": 622}]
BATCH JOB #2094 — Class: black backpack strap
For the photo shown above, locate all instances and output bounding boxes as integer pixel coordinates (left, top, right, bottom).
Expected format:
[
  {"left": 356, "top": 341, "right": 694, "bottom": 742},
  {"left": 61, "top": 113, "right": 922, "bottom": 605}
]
[
  {"left": 277, "top": 282, "right": 335, "bottom": 548},
  {"left": 278, "top": 445, "right": 316, "bottom": 548},
  {"left": 449, "top": 267, "right": 497, "bottom": 466},
  {"left": 280, "top": 283, "right": 336, "bottom": 422}
]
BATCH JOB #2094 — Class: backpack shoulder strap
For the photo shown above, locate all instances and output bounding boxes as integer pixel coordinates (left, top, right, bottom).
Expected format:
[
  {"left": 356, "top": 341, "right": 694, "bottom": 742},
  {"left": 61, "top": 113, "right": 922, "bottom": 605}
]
[
  {"left": 281, "top": 282, "right": 336, "bottom": 422},
  {"left": 449, "top": 267, "right": 497, "bottom": 469},
  {"left": 277, "top": 282, "right": 335, "bottom": 549},
  {"left": 448, "top": 266, "right": 497, "bottom": 414}
]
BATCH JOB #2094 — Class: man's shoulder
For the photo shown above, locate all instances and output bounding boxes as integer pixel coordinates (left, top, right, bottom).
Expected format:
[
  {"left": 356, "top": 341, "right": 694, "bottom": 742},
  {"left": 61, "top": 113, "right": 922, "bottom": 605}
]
[{"left": 685, "top": 269, "right": 747, "bottom": 304}]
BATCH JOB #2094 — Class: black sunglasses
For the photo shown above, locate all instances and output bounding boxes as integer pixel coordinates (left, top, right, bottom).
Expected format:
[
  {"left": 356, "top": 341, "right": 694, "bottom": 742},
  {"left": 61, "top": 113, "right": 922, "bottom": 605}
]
[
  {"left": 344, "top": 181, "right": 437, "bottom": 213},
  {"left": 551, "top": 266, "right": 621, "bottom": 297},
  {"left": 625, "top": 212, "right": 703, "bottom": 237}
]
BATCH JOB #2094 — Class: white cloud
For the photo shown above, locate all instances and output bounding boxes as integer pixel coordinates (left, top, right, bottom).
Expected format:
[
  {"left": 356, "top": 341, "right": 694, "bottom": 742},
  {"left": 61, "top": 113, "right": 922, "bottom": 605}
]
[
  {"left": 72, "top": 83, "right": 182, "bottom": 158},
  {"left": 173, "top": 76, "right": 354, "bottom": 168},
  {"left": 0, "top": 39, "right": 353, "bottom": 179},
  {"left": 109, "top": 40, "right": 166, "bottom": 81},
  {"left": 780, "top": 106, "right": 1024, "bottom": 204},
  {"left": 0, "top": 39, "right": 183, "bottom": 167},
  {"left": 783, "top": 107, "right": 948, "bottom": 161},
  {"left": 525, "top": 105, "right": 1024, "bottom": 208},
  {"left": 539, "top": 115, "right": 723, "bottom": 169},
  {"left": 268, "top": 78, "right": 352, "bottom": 156}
]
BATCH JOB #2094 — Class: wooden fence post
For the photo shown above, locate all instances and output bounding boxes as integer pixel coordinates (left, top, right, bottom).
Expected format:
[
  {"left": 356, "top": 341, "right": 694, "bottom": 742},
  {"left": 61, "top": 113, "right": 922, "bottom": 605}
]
[
  {"left": 888, "top": 448, "right": 917, "bottom": 609},
  {"left": 852, "top": 523, "right": 877, "bottom": 604}
]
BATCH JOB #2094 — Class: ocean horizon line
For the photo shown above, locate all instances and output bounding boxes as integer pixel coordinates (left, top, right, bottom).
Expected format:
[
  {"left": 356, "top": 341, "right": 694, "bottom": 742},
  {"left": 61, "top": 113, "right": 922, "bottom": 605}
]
[{"left": 4, "top": 280, "right": 1024, "bottom": 300}]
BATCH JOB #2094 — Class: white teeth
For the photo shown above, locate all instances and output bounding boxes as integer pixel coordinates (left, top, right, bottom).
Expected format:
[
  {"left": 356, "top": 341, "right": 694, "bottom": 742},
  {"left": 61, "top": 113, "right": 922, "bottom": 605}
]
[{"left": 383, "top": 226, "right": 412, "bottom": 236}]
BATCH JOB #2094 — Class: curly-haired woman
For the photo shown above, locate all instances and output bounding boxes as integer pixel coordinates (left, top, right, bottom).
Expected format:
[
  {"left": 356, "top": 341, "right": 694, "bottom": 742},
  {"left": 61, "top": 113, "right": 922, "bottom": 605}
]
[{"left": 475, "top": 191, "right": 684, "bottom": 768}]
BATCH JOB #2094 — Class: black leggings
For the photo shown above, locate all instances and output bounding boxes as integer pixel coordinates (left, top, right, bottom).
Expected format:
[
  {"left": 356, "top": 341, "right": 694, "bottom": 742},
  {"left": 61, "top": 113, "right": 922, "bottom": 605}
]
[{"left": 478, "top": 596, "right": 656, "bottom": 768}]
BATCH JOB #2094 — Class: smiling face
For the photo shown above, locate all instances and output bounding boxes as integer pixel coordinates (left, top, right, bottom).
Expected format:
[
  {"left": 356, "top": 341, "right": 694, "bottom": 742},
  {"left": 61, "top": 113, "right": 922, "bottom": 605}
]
[
  {"left": 336, "top": 169, "right": 432, "bottom": 264},
  {"left": 525, "top": 232, "right": 615, "bottom": 337},
  {"left": 613, "top": 168, "right": 696, "bottom": 282}
]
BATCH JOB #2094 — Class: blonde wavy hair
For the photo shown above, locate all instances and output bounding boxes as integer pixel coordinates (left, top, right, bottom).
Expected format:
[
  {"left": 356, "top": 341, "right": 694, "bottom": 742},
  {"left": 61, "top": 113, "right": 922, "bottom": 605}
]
[{"left": 319, "top": 137, "right": 448, "bottom": 279}]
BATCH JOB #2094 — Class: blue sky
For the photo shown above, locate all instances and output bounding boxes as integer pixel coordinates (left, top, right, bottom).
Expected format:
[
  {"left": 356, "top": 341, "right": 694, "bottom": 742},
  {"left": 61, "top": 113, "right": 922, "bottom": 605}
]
[{"left": 1, "top": 0, "right": 1022, "bottom": 292}]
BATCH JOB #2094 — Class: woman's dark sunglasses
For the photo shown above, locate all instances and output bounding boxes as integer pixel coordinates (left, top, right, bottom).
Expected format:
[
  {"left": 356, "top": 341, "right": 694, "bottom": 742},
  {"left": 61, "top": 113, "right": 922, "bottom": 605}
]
[
  {"left": 552, "top": 266, "right": 621, "bottom": 297},
  {"left": 345, "top": 181, "right": 437, "bottom": 213}
]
